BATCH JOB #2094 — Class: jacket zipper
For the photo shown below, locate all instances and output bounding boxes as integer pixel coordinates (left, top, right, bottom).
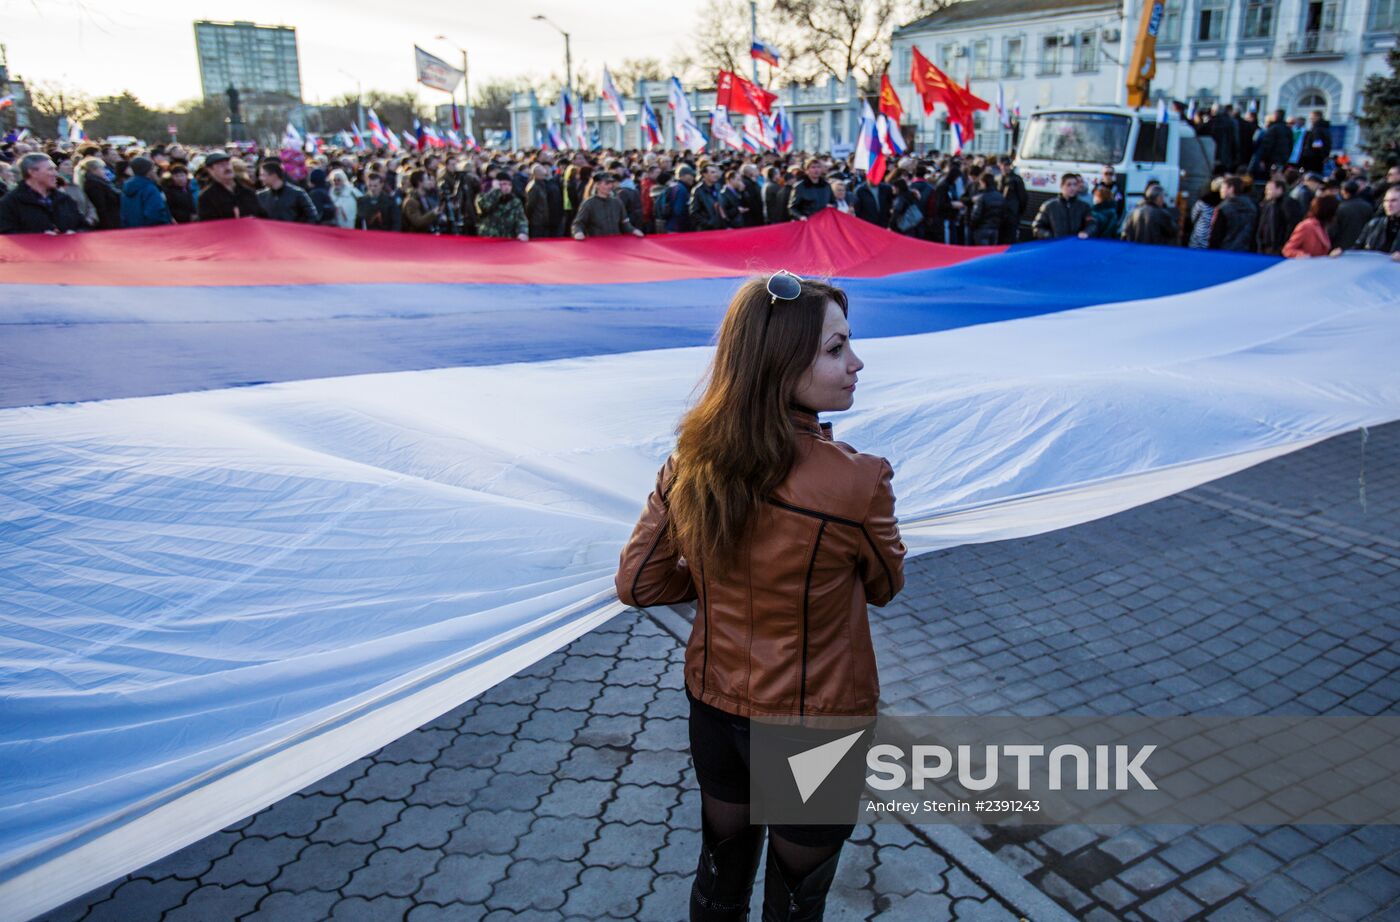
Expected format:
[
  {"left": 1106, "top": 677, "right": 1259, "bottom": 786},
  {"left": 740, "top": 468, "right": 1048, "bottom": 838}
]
[
  {"left": 698, "top": 557, "right": 709, "bottom": 698},
  {"left": 800, "top": 521, "right": 826, "bottom": 717}
]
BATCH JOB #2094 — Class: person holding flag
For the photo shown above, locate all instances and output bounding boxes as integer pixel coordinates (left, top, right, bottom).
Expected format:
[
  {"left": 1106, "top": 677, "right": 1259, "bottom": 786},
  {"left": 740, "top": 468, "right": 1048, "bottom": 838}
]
[
  {"left": 853, "top": 101, "right": 887, "bottom": 188},
  {"left": 709, "top": 110, "right": 744, "bottom": 153},
  {"left": 601, "top": 67, "right": 627, "bottom": 126},
  {"left": 640, "top": 99, "right": 664, "bottom": 149},
  {"left": 715, "top": 70, "right": 777, "bottom": 117},
  {"left": 772, "top": 107, "right": 794, "bottom": 154},
  {"left": 877, "top": 74, "right": 906, "bottom": 156},
  {"left": 910, "top": 46, "right": 989, "bottom": 151},
  {"left": 668, "top": 77, "right": 707, "bottom": 150}
]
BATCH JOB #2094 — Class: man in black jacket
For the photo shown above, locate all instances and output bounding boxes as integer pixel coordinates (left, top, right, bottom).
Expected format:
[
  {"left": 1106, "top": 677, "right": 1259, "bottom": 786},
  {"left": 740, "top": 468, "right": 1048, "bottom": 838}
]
[
  {"left": 1032, "top": 174, "right": 1092, "bottom": 239},
  {"left": 0, "top": 153, "right": 85, "bottom": 234},
  {"left": 1299, "top": 110, "right": 1331, "bottom": 174},
  {"left": 852, "top": 173, "right": 891, "bottom": 227},
  {"left": 996, "top": 156, "right": 1027, "bottom": 243},
  {"left": 689, "top": 164, "right": 726, "bottom": 231},
  {"left": 1208, "top": 177, "right": 1259, "bottom": 251},
  {"left": 739, "top": 164, "right": 764, "bottom": 227},
  {"left": 524, "top": 164, "right": 555, "bottom": 238},
  {"left": 969, "top": 173, "right": 1008, "bottom": 245},
  {"left": 717, "top": 170, "right": 750, "bottom": 229},
  {"left": 1119, "top": 185, "right": 1179, "bottom": 245},
  {"left": 197, "top": 152, "right": 265, "bottom": 221},
  {"left": 1329, "top": 180, "right": 1374, "bottom": 251},
  {"left": 1207, "top": 104, "right": 1240, "bottom": 171},
  {"left": 1257, "top": 110, "right": 1295, "bottom": 173},
  {"left": 355, "top": 172, "right": 399, "bottom": 231},
  {"left": 1349, "top": 185, "right": 1400, "bottom": 257},
  {"left": 762, "top": 167, "right": 789, "bottom": 224},
  {"left": 908, "top": 165, "right": 936, "bottom": 240},
  {"left": 256, "top": 159, "right": 319, "bottom": 223},
  {"left": 1257, "top": 178, "right": 1301, "bottom": 255},
  {"left": 787, "top": 159, "right": 833, "bottom": 220}
]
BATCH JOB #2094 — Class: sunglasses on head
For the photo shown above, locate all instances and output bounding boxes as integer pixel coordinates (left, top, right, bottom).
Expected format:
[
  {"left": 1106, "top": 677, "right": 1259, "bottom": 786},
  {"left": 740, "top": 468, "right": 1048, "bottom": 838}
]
[{"left": 766, "top": 269, "right": 803, "bottom": 304}]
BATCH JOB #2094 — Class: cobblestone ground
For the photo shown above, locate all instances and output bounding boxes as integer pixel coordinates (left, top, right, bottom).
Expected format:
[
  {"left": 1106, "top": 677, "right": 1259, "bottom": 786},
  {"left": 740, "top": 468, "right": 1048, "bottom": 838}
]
[
  {"left": 878, "top": 420, "right": 1400, "bottom": 921},
  {"left": 36, "top": 607, "right": 1021, "bottom": 921},
  {"left": 35, "top": 422, "right": 1397, "bottom": 922}
]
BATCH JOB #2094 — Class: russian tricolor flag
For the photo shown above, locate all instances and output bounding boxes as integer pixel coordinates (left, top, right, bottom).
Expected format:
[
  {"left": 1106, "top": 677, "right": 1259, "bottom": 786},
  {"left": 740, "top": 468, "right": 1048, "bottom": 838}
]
[
  {"left": 2, "top": 214, "right": 1398, "bottom": 921},
  {"left": 750, "top": 40, "right": 780, "bottom": 67}
]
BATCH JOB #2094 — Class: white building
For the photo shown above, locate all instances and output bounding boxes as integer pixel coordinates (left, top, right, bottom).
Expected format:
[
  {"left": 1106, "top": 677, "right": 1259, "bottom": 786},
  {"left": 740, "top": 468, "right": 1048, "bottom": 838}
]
[{"left": 891, "top": 0, "right": 1398, "bottom": 155}]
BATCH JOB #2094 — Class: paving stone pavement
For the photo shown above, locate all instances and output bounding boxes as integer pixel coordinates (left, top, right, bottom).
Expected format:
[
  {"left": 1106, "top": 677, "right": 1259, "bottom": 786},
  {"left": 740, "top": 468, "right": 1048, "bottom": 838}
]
[{"left": 34, "top": 422, "right": 1397, "bottom": 922}]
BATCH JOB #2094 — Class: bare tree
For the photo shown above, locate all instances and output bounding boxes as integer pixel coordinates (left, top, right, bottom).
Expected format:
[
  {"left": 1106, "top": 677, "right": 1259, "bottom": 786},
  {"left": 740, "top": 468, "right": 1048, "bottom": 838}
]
[
  {"left": 673, "top": 0, "right": 783, "bottom": 85},
  {"left": 27, "top": 82, "right": 97, "bottom": 136},
  {"left": 611, "top": 58, "right": 667, "bottom": 95},
  {"left": 772, "top": 0, "right": 956, "bottom": 89},
  {"left": 472, "top": 79, "right": 530, "bottom": 131}
]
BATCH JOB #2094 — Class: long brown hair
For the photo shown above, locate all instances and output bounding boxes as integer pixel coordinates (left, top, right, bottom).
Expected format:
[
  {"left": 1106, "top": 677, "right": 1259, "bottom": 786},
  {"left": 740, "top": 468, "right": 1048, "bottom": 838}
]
[{"left": 667, "top": 276, "right": 849, "bottom": 572}]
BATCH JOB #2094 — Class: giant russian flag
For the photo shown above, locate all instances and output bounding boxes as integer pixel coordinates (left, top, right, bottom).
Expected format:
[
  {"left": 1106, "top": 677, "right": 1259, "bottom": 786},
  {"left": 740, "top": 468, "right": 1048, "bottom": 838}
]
[{"left": 2, "top": 213, "right": 1398, "bottom": 920}]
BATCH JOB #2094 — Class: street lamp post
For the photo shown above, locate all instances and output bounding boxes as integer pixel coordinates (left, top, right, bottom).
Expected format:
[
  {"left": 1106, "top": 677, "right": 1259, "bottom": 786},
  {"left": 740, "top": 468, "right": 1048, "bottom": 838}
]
[
  {"left": 434, "top": 35, "right": 473, "bottom": 139},
  {"left": 531, "top": 14, "right": 572, "bottom": 102},
  {"left": 338, "top": 69, "right": 363, "bottom": 135}
]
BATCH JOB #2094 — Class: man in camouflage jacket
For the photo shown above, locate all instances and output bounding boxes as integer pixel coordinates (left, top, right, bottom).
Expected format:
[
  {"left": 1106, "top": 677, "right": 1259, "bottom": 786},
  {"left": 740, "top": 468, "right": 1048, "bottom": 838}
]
[{"left": 476, "top": 171, "right": 529, "bottom": 240}]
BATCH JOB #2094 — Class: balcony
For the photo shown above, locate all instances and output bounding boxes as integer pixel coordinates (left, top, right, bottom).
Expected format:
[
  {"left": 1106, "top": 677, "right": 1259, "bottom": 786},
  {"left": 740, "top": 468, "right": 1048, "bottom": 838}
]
[{"left": 1284, "top": 29, "right": 1347, "bottom": 58}]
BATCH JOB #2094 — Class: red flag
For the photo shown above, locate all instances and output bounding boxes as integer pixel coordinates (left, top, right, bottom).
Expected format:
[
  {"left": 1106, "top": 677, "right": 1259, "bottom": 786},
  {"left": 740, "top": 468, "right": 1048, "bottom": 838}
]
[
  {"left": 878, "top": 73, "right": 904, "bottom": 124},
  {"left": 910, "top": 45, "right": 990, "bottom": 144},
  {"left": 451, "top": 102, "right": 461, "bottom": 132},
  {"left": 910, "top": 45, "right": 962, "bottom": 118},
  {"left": 716, "top": 70, "right": 778, "bottom": 116},
  {"left": 953, "top": 78, "right": 991, "bottom": 143}
]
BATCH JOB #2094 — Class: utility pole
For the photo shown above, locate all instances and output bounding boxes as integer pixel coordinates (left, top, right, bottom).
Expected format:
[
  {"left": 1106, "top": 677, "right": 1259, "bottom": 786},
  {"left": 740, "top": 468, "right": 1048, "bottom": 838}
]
[
  {"left": 338, "top": 69, "right": 363, "bottom": 134},
  {"left": 532, "top": 15, "right": 572, "bottom": 104},
  {"left": 462, "top": 48, "right": 472, "bottom": 138}
]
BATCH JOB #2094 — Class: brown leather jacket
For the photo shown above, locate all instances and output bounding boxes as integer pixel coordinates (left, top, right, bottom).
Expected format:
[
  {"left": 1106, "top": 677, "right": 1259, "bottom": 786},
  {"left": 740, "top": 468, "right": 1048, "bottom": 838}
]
[{"left": 615, "top": 406, "right": 907, "bottom": 718}]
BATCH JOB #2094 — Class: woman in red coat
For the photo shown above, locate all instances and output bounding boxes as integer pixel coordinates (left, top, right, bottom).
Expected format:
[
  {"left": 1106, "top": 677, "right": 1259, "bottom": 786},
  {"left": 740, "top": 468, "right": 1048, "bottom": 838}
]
[{"left": 1282, "top": 194, "right": 1338, "bottom": 258}]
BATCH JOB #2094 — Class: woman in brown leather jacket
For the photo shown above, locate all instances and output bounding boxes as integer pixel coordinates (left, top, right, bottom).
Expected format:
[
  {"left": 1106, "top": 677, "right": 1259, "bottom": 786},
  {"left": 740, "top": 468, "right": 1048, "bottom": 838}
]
[{"left": 616, "top": 272, "right": 907, "bottom": 921}]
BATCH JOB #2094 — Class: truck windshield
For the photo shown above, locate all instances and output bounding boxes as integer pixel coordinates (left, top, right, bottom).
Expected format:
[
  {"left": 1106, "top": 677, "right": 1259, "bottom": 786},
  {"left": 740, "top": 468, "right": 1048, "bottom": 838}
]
[{"left": 1019, "top": 112, "right": 1132, "bottom": 164}]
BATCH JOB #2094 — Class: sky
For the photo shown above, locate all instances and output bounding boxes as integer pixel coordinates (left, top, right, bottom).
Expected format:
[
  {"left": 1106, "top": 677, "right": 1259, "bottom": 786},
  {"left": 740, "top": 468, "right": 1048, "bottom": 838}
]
[{"left": 2, "top": 0, "right": 708, "bottom": 108}]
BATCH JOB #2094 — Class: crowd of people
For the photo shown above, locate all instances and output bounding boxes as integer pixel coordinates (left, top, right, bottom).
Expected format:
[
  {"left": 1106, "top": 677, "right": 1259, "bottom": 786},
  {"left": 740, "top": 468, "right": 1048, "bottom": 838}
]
[
  {"left": 1, "top": 118, "right": 1397, "bottom": 259},
  {"left": 1025, "top": 105, "right": 1400, "bottom": 260}
]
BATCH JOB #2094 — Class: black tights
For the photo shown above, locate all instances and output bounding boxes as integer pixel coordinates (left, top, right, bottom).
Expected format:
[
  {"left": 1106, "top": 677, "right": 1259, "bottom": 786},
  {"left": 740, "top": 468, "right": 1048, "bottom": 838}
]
[{"left": 701, "top": 792, "right": 842, "bottom": 885}]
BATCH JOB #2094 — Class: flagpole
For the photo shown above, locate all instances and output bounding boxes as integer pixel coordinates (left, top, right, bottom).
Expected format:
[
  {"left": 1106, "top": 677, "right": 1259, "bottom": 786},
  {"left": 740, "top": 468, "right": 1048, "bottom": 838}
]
[{"left": 750, "top": 1, "right": 760, "bottom": 85}]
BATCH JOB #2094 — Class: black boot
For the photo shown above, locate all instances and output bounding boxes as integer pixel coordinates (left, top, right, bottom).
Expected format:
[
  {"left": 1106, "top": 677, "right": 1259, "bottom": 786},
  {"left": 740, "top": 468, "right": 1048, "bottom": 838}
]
[
  {"left": 689, "top": 817, "right": 765, "bottom": 921},
  {"left": 760, "top": 843, "right": 843, "bottom": 922}
]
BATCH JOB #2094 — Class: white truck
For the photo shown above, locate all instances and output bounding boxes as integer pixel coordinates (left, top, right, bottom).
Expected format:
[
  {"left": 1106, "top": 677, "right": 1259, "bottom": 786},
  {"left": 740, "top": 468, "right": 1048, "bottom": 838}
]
[{"left": 1012, "top": 105, "right": 1215, "bottom": 235}]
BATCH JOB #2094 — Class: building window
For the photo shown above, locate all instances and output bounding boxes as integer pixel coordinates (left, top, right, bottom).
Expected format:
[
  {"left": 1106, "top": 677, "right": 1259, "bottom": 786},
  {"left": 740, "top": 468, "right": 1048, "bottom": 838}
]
[
  {"left": 1197, "top": 0, "right": 1227, "bottom": 42},
  {"left": 939, "top": 43, "right": 956, "bottom": 69},
  {"left": 1370, "top": 0, "right": 1400, "bottom": 31},
  {"left": 1242, "top": 1, "right": 1276, "bottom": 38},
  {"left": 1074, "top": 30, "right": 1098, "bottom": 72},
  {"left": 1004, "top": 36, "right": 1024, "bottom": 77},
  {"left": 1160, "top": 0, "right": 1184, "bottom": 43},
  {"left": 897, "top": 47, "right": 912, "bottom": 77},
  {"left": 1039, "top": 35, "right": 1061, "bottom": 75},
  {"left": 972, "top": 39, "right": 991, "bottom": 78}
]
